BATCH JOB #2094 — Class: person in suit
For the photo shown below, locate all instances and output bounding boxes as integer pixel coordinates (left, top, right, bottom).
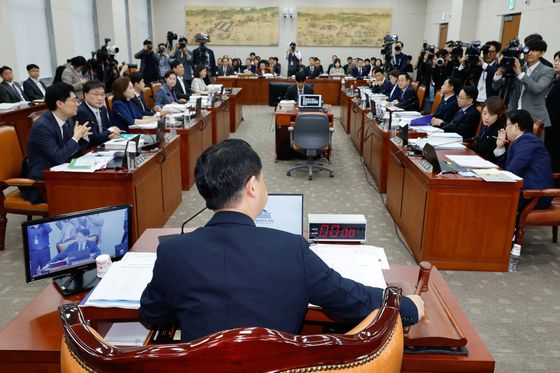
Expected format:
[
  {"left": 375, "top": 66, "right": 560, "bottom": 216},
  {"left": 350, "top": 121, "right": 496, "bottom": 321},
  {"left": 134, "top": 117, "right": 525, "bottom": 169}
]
[
  {"left": 27, "top": 223, "right": 52, "bottom": 277},
  {"left": 155, "top": 71, "right": 184, "bottom": 107},
  {"left": 492, "top": 39, "right": 555, "bottom": 130},
  {"left": 431, "top": 77, "right": 461, "bottom": 123},
  {"left": 390, "top": 73, "right": 419, "bottom": 112},
  {"left": 191, "top": 65, "right": 210, "bottom": 95},
  {"left": 61, "top": 56, "right": 88, "bottom": 99},
  {"left": 392, "top": 41, "right": 408, "bottom": 71},
  {"left": 75, "top": 80, "right": 122, "bottom": 147},
  {"left": 473, "top": 96, "right": 507, "bottom": 162},
  {"left": 303, "top": 57, "right": 320, "bottom": 79},
  {"left": 231, "top": 58, "right": 242, "bottom": 74},
  {"left": 284, "top": 71, "right": 313, "bottom": 101},
  {"left": 20, "top": 83, "right": 91, "bottom": 204},
  {"left": 313, "top": 58, "right": 324, "bottom": 76},
  {"left": 170, "top": 37, "right": 194, "bottom": 82},
  {"left": 129, "top": 72, "right": 157, "bottom": 116},
  {"left": 192, "top": 33, "right": 217, "bottom": 81},
  {"left": 170, "top": 60, "right": 191, "bottom": 102},
  {"left": 23, "top": 64, "right": 47, "bottom": 101},
  {"left": 545, "top": 51, "right": 560, "bottom": 172},
  {"left": 139, "top": 139, "right": 424, "bottom": 342},
  {"left": 342, "top": 57, "right": 353, "bottom": 76},
  {"left": 255, "top": 61, "right": 273, "bottom": 76},
  {"left": 351, "top": 58, "right": 368, "bottom": 78},
  {"left": 242, "top": 58, "right": 256, "bottom": 74},
  {"left": 48, "top": 228, "right": 101, "bottom": 266},
  {"left": 432, "top": 86, "right": 481, "bottom": 140},
  {"left": 111, "top": 77, "right": 158, "bottom": 131},
  {"left": 216, "top": 57, "right": 234, "bottom": 77},
  {"left": 269, "top": 57, "right": 281, "bottom": 76},
  {"left": 457, "top": 41, "right": 500, "bottom": 103},
  {"left": 0, "top": 66, "right": 28, "bottom": 103},
  {"left": 495, "top": 109, "right": 554, "bottom": 211},
  {"left": 363, "top": 58, "right": 372, "bottom": 76},
  {"left": 370, "top": 68, "right": 393, "bottom": 96},
  {"left": 386, "top": 70, "right": 402, "bottom": 102}
]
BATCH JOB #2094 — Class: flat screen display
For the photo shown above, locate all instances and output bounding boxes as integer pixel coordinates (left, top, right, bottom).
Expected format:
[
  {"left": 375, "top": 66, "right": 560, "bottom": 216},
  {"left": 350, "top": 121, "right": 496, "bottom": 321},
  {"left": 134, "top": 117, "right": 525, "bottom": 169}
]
[
  {"left": 255, "top": 194, "right": 304, "bottom": 235},
  {"left": 298, "top": 94, "right": 323, "bottom": 110},
  {"left": 22, "top": 204, "right": 131, "bottom": 283}
]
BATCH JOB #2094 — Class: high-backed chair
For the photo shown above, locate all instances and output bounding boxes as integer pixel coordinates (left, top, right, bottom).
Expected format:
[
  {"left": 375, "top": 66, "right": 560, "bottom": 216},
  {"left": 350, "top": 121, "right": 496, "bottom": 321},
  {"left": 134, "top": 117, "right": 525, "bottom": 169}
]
[
  {"left": 533, "top": 120, "right": 544, "bottom": 138},
  {"left": 151, "top": 82, "right": 163, "bottom": 99},
  {"left": 143, "top": 87, "right": 154, "bottom": 109},
  {"left": 416, "top": 85, "right": 426, "bottom": 112},
  {"left": 287, "top": 113, "right": 334, "bottom": 180},
  {"left": 106, "top": 94, "right": 114, "bottom": 112},
  {"left": 60, "top": 287, "right": 404, "bottom": 372},
  {"left": 430, "top": 91, "right": 443, "bottom": 114},
  {"left": 0, "top": 124, "right": 48, "bottom": 250}
]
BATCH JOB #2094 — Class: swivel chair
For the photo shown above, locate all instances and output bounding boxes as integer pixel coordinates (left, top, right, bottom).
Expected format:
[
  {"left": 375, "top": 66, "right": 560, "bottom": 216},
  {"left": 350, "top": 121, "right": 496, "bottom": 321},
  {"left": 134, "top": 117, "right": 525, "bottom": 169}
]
[
  {"left": 60, "top": 287, "right": 404, "bottom": 373},
  {"left": 287, "top": 113, "right": 334, "bottom": 180}
]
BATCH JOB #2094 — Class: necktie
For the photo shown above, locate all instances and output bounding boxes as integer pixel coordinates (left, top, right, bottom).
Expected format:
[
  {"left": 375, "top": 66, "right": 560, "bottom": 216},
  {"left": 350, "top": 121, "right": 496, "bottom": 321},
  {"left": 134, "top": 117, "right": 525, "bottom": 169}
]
[
  {"left": 11, "top": 84, "right": 23, "bottom": 101},
  {"left": 62, "top": 123, "right": 71, "bottom": 142},
  {"left": 95, "top": 109, "right": 103, "bottom": 132},
  {"left": 170, "top": 88, "right": 177, "bottom": 102},
  {"left": 136, "top": 95, "right": 145, "bottom": 111},
  {"left": 359, "top": 68, "right": 362, "bottom": 75},
  {"left": 454, "top": 110, "right": 465, "bottom": 123}
]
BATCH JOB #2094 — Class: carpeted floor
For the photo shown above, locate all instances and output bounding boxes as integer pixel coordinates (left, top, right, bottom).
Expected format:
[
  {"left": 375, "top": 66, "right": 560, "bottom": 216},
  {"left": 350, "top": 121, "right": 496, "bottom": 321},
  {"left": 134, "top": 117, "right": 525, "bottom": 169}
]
[{"left": 1, "top": 105, "right": 559, "bottom": 372}]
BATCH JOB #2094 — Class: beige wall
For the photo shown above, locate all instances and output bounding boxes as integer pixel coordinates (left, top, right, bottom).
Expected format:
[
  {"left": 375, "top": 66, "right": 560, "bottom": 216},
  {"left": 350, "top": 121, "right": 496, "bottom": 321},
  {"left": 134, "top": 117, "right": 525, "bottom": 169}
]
[
  {"left": 0, "top": 0, "right": 18, "bottom": 75},
  {"left": 50, "top": 0, "right": 75, "bottom": 67}
]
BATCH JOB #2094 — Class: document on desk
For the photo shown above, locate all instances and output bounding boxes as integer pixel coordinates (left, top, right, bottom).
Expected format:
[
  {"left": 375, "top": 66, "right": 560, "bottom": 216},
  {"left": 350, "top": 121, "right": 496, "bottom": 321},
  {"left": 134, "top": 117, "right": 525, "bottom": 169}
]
[
  {"left": 473, "top": 168, "right": 521, "bottom": 182},
  {"left": 445, "top": 155, "right": 499, "bottom": 169},
  {"left": 82, "top": 252, "right": 156, "bottom": 309},
  {"left": 129, "top": 121, "right": 158, "bottom": 129},
  {"left": 310, "top": 244, "right": 388, "bottom": 289}
]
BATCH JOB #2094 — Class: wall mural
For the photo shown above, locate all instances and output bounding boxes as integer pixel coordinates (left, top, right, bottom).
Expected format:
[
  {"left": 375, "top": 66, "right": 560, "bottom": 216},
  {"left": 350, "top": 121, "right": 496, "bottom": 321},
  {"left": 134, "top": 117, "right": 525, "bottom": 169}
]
[
  {"left": 296, "top": 8, "right": 392, "bottom": 47},
  {"left": 185, "top": 6, "right": 279, "bottom": 46}
]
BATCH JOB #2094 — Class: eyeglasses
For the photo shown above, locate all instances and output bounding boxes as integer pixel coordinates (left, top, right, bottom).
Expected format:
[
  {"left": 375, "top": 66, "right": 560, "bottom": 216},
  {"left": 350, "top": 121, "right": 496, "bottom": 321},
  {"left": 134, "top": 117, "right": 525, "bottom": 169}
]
[{"left": 64, "top": 97, "right": 80, "bottom": 104}]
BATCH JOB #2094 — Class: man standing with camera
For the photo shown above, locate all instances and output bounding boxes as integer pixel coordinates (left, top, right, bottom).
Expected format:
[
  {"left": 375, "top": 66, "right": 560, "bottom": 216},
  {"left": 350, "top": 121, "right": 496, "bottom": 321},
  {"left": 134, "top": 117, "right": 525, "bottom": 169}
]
[
  {"left": 170, "top": 37, "right": 193, "bottom": 83},
  {"left": 493, "top": 39, "right": 554, "bottom": 131},
  {"left": 457, "top": 41, "right": 501, "bottom": 104},
  {"left": 192, "top": 33, "right": 216, "bottom": 84},
  {"left": 156, "top": 43, "right": 172, "bottom": 78},
  {"left": 134, "top": 39, "right": 160, "bottom": 85},
  {"left": 285, "top": 42, "right": 302, "bottom": 77}
]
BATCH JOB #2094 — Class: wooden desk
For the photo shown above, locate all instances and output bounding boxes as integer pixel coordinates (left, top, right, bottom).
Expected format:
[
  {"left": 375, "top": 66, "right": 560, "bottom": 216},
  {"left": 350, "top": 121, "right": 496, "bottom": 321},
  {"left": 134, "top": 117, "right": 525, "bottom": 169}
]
[
  {"left": 274, "top": 106, "right": 335, "bottom": 161},
  {"left": 0, "top": 103, "right": 47, "bottom": 154},
  {"left": 43, "top": 137, "right": 182, "bottom": 241},
  {"left": 349, "top": 98, "right": 369, "bottom": 156},
  {"left": 227, "top": 88, "right": 244, "bottom": 132},
  {"left": 208, "top": 97, "right": 230, "bottom": 144},
  {"left": 386, "top": 139, "right": 521, "bottom": 271},
  {"left": 0, "top": 227, "right": 494, "bottom": 372},
  {"left": 339, "top": 88, "right": 352, "bottom": 134}
]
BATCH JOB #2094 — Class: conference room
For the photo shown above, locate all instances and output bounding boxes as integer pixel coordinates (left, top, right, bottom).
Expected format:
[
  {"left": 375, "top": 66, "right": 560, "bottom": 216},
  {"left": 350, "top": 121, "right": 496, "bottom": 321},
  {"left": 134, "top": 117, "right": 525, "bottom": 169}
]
[{"left": 1, "top": 1, "right": 560, "bottom": 372}]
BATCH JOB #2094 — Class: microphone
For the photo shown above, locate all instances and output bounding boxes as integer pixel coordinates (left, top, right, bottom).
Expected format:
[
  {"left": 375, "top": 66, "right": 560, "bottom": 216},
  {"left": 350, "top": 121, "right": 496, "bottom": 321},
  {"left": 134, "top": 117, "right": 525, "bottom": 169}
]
[
  {"left": 395, "top": 94, "right": 418, "bottom": 110},
  {"left": 181, "top": 207, "right": 207, "bottom": 234}
]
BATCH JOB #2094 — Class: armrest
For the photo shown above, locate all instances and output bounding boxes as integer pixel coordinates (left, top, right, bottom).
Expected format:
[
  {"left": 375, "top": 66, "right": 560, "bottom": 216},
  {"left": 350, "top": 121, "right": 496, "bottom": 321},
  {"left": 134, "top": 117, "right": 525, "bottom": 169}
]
[
  {"left": 523, "top": 189, "right": 560, "bottom": 199},
  {"left": 4, "top": 178, "right": 45, "bottom": 188}
]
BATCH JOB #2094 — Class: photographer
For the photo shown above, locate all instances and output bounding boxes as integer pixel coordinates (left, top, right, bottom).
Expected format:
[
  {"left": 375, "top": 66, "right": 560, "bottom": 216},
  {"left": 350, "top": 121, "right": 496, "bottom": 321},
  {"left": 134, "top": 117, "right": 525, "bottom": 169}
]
[
  {"left": 493, "top": 39, "right": 554, "bottom": 131},
  {"left": 457, "top": 41, "right": 500, "bottom": 103},
  {"left": 392, "top": 41, "right": 408, "bottom": 72},
  {"left": 156, "top": 43, "right": 172, "bottom": 78},
  {"left": 170, "top": 37, "right": 193, "bottom": 82},
  {"left": 432, "top": 49, "right": 453, "bottom": 91},
  {"left": 285, "top": 42, "right": 302, "bottom": 77},
  {"left": 134, "top": 39, "right": 160, "bottom": 85},
  {"left": 192, "top": 33, "right": 216, "bottom": 83}
]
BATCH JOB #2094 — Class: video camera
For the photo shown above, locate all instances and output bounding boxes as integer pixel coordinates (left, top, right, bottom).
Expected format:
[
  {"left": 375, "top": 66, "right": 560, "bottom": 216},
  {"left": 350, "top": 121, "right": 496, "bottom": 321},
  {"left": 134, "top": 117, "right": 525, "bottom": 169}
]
[
  {"left": 86, "top": 38, "right": 121, "bottom": 89},
  {"left": 420, "top": 41, "right": 436, "bottom": 62},
  {"left": 166, "top": 31, "right": 177, "bottom": 49},
  {"left": 501, "top": 38, "right": 529, "bottom": 73},
  {"left": 380, "top": 34, "right": 398, "bottom": 71}
]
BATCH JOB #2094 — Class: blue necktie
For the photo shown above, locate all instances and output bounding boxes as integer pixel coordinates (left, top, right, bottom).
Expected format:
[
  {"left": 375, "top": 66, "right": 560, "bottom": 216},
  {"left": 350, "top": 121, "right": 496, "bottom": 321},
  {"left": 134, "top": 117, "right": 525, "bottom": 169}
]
[{"left": 454, "top": 110, "right": 465, "bottom": 123}]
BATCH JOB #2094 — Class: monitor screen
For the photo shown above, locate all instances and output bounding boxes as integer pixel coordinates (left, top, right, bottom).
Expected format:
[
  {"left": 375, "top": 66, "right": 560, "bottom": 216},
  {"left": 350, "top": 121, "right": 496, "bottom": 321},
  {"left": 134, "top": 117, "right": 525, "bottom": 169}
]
[
  {"left": 255, "top": 194, "right": 304, "bottom": 235},
  {"left": 298, "top": 94, "right": 323, "bottom": 110},
  {"left": 422, "top": 143, "right": 442, "bottom": 173},
  {"left": 22, "top": 204, "right": 132, "bottom": 283}
]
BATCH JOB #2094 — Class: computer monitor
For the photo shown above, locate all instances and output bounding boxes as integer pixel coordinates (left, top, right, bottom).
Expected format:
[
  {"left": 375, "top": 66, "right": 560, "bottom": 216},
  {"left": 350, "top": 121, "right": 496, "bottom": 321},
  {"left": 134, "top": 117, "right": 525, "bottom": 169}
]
[
  {"left": 22, "top": 204, "right": 132, "bottom": 295},
  {"left": 255, "top": 194, "right": 304, "bottom": 235},
  {"left": 398, "top": 123, "right": 409, "bottom": 146},
  {"left": 298, "top": 94, "right": 323, "bottom": 111},
  {"left": 422, "top": 143, "right": 442, "bottom": 173}
]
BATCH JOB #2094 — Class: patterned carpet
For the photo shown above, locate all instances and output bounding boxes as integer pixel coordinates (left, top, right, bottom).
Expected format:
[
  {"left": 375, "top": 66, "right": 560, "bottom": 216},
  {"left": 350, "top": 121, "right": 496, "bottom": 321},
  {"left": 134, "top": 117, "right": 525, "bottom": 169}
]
[{"left": 1, "top": 105, "right": 560, "bottom": 372}]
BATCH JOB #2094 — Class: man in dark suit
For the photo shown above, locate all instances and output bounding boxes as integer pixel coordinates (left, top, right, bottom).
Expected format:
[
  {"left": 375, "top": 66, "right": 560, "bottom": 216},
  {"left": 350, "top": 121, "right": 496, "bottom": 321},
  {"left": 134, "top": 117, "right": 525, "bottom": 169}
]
[
  {"left": 370, "top": 68, "right": 393, "bottom": 96},
  {"left": 432, "top": 77, "right": 461, "bottom": 123},
  {"left": 23, "top": 64, "right": 47, "bottom": 101},
  {"left": 342, "top": 57, "right": 353, "bottom": 76},
  {"left": 139, "top": 139, "right": 423, "bottom": 342},
  {"left": 432, "top": 86, "right": 481, "bottom": 140},
  {"left": 392, "top": 42, "right": 408, "bottom": 71},
  {"left": 75, "top": 80, "right": 121, "bottom": 147},
  {"left": 129, "top": 72, "right": 157, "bottom": 115},
  {"left": 21, "top": 83, "right": 91, "bottom": 204},
  {"left": 216, "top": 57, "right": 234, "bottom": 76},
  {"left": 351, "top": 58, "right": 367, "bottom": 78},
  {"left": 284, "top": 71, "right": 313, "bottom": 101},
  {"left": 303, "top": 57, "right": 320, "bottom": 79},
  {"left": 170, "top": 60, "right": 191, "bottom": 101},
  {"left": 49, "top": 228, "right": 101, "bottom": 265},
  {"left": 192, "top": 33, "right": 217, "bottom": 81},
  {"left": 392, "top": 73, "right": 419, "bottom": 112},
  {"left": 0, "top": 66, "right": 28, "bottom": 103}
]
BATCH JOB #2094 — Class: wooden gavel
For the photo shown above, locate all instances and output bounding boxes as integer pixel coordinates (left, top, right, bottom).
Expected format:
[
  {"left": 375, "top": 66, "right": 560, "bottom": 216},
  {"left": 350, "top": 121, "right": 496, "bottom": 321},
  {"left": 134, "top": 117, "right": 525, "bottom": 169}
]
[{"left": 404, "top": 261, "right": 432, "bottom": 334}]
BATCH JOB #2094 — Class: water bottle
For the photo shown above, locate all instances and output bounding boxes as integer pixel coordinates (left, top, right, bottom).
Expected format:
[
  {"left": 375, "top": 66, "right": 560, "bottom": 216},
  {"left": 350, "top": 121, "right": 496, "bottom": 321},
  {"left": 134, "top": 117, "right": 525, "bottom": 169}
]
[
  {"left": 166, "top": 115, "right": 176, "bottom": 136},
  {"left": 508, "top": 243, "right": 521, "bottom": 272},
  {"left": 126, "top": 141, "right": 136, "bottom": 170}
]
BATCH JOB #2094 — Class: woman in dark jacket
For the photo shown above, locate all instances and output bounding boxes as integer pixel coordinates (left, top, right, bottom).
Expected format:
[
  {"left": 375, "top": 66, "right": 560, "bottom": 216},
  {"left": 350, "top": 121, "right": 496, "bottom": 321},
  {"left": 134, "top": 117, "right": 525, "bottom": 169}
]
[
  {"left": 545, "top": 51, "right": 560, "bottom": 171},
  {"left": 474, "top": 96, "right": 507, "bottom": 162}
]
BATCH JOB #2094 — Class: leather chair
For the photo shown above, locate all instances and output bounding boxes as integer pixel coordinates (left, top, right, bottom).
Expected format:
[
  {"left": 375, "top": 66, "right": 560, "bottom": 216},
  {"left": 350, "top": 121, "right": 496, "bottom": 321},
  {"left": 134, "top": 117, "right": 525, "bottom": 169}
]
[
  {"left": 60, "top": 287, "right": 404, "bottom": 372},
  {"left": 151, "top": 82, "right": 163, "bottom": 99},
  {"left": 106, "top": 95, "right": 114, "bottom": 112},
  {"left": 143, "top": 87, "right": 154, "bottom": 109},
  {"left": 430, "top": 91, "right": 443, "bottom": 114},
  {"left": 0, "top": 124, "right": 48, "bottom": 250},
  {"left": 416, "top": 85, "right": 426, "bottom": 112},
  {"left": 533, "top": 120, "right": 544, "bottom": 138},
  {"left": 287, "top": 113, "right": 334, "bottom": 180}
]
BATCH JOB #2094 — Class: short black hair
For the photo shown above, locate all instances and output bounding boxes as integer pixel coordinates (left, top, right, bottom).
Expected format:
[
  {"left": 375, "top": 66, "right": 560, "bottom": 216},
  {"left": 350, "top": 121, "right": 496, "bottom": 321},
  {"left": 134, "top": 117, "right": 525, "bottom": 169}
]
[
  {"left": 83, "top": 80, "right": 104, "bottom": 94},
  {"left": 295, "top": 70, "right": 306, "bottom": 83},
  {"left": 526, "top": 39, "right": 547, "bottom": 52},
  {"left": 524, "top": 33, "right": 543, "bottom": 44},
  {"left": 356, "top": 58, "right": 363, "bottom": 62},
  {"left": 389, "top": 69, "right": 400, "bottom": 78},
  {"left": 462, "top": 85, "right": 478, "bottom": 101},
  {"left": 170, "top": 59, "right": 183, "bottom": 69},
  {"left": 26, "top": 64, "right": 39, "bottom": 71},
  {"left": 69, "top": 56, "right": 86, "bottom": 68},
  {"left": 129, "top": 71, "right": 144, "bottom": 85},
  {"left": 555, "top": 51, "right": 560, "bottom": 60},
  {"left": 447, "top": 77, "right": 463, "bottom": 96},
  {"left": 45, "top": 82, "right": 74, "bottom": 111},
  {"left": 163, "top": 70, "right": 176, "bottom": 79},
  {"left": 398, "top": 72, "right": 411, "bottom": 81},
  {"left": 507, "top": 109, "right": 533, "bottom": 132},
  {"left": 77, "top": 228, "right": 90, "bottom": 237},
  {"left": 485, "top": 40, "right": 501, "bottom": 53},
  {"left": 194, "top": 65, "right": 206, "bottom": 78},
  {"left": 0, "top": 66, "right": 12, "bottom": 75},
  {"left": 195, "top": 139, "right": 262, "bottom": 210},
  {"left": 373, "top": 67, "right": 384, "bottom": 75}
]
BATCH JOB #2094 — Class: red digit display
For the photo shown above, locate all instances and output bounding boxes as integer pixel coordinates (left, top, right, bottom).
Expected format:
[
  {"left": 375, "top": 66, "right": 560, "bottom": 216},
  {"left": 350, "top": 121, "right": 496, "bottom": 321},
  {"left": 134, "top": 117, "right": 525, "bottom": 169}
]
[
  {"left": 330, "top": 224, "right": 340, "bottom": 238},
  {"left": 348, "top": 228, "right": 355, "bottom": 238},
  {"left": 319, "top": 224, "right": 329, "bottom": 237}
]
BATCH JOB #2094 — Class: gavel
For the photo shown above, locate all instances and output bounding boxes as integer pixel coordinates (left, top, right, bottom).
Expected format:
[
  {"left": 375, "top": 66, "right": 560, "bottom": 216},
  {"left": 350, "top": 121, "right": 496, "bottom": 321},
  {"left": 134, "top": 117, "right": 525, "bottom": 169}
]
[{"left": 404, "top": 261, "right": 432, "bottom": 333}]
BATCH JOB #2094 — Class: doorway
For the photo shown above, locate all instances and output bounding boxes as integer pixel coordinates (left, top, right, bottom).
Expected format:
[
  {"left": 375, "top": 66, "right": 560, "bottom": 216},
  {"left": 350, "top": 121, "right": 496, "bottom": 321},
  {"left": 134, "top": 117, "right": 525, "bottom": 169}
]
[{"left": 500, "top": 13, "right": 521, "bottom": 48}]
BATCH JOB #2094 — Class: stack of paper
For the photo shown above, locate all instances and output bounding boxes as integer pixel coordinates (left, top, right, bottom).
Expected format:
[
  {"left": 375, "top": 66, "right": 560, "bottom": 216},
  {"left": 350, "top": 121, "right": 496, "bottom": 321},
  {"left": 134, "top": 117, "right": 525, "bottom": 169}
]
[
  {"left": 50, "top": 151, "right": 117, "bottom": 173},
  {"left": 104, "top": 322, "right": 150, "bottom": 346},
  {"left": 82, "top": 252, "right": 157, "bottom": 309},
  {"left": 445, "top": 155, "right": 498, "bottom": 169},
  {"left": 129, "top": 121, "right": 158, "bottom": 129},
  {"left": 473, "top": 168, "right": 522, "bottom": 182}
]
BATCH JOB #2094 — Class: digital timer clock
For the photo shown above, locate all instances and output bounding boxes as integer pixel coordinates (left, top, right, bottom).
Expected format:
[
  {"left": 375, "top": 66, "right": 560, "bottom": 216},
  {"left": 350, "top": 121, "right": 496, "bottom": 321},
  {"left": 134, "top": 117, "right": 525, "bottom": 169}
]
[{"left": 308, "top": 214, "right": 367, "bottom": 243}]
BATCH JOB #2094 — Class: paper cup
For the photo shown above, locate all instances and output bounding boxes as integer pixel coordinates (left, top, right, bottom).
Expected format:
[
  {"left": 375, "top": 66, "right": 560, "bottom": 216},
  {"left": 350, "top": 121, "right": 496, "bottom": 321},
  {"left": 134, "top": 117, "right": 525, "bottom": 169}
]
[{"left": 96, "top": 254, "right": 112, "bottom": 278}]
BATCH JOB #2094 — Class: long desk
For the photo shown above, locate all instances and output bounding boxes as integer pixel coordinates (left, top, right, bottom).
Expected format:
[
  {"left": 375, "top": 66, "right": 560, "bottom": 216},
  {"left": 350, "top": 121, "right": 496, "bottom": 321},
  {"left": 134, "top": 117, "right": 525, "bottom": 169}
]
[
  {"left": 43, "top": 137, "right": 182, "bottom": 241},
  {"left": 386, "top": 139, "right": 521, "bottom": 271},
  {"left": 0, "top": 227, "right": 494, "bottom": 372},
  {"left": 0, "top": 102, "right": 47, "bottom": 154},
  {"left": 227, "top": 87, "right": 244, "bottom": 132}
]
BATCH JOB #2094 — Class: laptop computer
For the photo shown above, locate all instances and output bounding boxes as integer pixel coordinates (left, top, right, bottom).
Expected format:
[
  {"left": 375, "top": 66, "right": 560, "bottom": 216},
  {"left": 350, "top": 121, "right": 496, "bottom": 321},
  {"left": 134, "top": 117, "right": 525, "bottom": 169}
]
[{"left": 298, "top": 94, "right": 323, "bottom": 111}]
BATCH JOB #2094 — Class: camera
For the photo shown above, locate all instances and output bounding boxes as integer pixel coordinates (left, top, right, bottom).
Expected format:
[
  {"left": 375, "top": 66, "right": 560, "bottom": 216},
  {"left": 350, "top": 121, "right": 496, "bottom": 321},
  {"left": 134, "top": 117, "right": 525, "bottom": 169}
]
[
  {"left": 194, "top": 32, "right": 210, "bottom": 44},
  {"left": 384, "top": 34, "right": 398, "bottom": 43},
  {"left": 88, "top": 38, "right": 120, "bottom": 90},
  {"left": 157, "top": 45, "right": 166, "bottom": 54},
  {"left": 179, "top": 37, "right": 187, "bottom": 49},
  {"left": 500, "top": 38, "right": 529, "bottom": 74}
]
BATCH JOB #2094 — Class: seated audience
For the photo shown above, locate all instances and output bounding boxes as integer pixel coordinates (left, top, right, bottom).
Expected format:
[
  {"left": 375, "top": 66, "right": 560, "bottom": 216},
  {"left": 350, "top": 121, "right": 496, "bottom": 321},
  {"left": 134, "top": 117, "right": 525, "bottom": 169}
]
[
  {"left": 242, "top": 58, "right": 255, "bottom": 74},
  {"left": 495, "top": 109, "right": 554, "bottom": 211},
  {"left": 61, "top": 56, "right": 88, "bottom": 99},
  {"left": 392, "top": 73, "right": 419, "bottom": 111},
  {"left": 23, "top": 64, "right": 47, "bottom": 101},
  {"left": 343, "top": 57, "right": 353, "bottom": 76},
  {"left": 285, "top": 71, "right": 313, "bottom": 101},
  {"left": 231, "top": 58, "right": 242, "bottom": 74},
  {"left": 352, "top": 58, "right": 368, "bottom": 78},
  {"left": 387, "top": 70, "right": 402, "bottom": 102},
  {"left": 370, "top": 68, "right": 393, "bottom": 96},
  {"left": 545, "top": 51, "right": 560, "bottom": 171},
  {"left": 474, "top": 96, "right": 507, "bottom": 162},
  {"left": 328, "top": 58, "right": 345, "bottom": 77},
  {"left": 129, "top": 72, "right": 158, "bottom": 115},
  {"left": 110, "top": 77, "right": 157, "bottom": 131},
  {"left": 269, "top": 57, "right": 281, "bottom": 76},
  {"left": 75, "top": 80, "right": 121, "bottom": 147},
  {"left": 432, "top": 86, "right": 480, "bottom": 140},
  {"left": 191, "top": 66, "right": 209, "bottom": 94},
  {"left": 431, "top": 78, "right": 461, "bottom": 123},
  {"left": 363, "top": 58, "right": 372, "bottom": 76},
  {"left": 139, "top": 139, "right": 424, "bottom": 342},
  {"left": 304, "top": 57, "right": 320, "bottom": 78},
  {"left": 0, "top": 65, "right": 28, "bottom": 103},
  {"left": 170, "top": 60, "right": 191, "bottom": 102},
  {"left": 313, "top": 58, "right": 324, "bottom": 75},
  {"left": 155, "top": 71, "right": 184, "bottom": 107},
  {"left": 326, "top": 55, "right": 338, "bottom": 74},
  {"left": 217, "top": 57, "right": 234, "bottom": 76},
  {"left": 255, "top": 61, "right": 273, "bottom": 76},
  {"left": 21, "top": 83, "right": 91, "bottom": 204}
]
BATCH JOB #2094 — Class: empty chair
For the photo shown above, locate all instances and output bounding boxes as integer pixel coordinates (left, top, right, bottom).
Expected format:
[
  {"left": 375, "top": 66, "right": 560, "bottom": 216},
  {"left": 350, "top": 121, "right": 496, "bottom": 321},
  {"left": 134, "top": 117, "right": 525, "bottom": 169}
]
[{"left": 287, "top": 113, "right": 334, "bottom": 180}]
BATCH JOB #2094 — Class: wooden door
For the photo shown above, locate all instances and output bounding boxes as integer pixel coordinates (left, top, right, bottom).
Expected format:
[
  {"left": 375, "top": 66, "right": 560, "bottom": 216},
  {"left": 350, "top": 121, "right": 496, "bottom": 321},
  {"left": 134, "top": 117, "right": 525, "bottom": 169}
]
[
  {"left": 438, "top": 23, "right": 448, "bottom": 49},
  {"left": 500, "top": 13, "right": 521, "bottom": 48}
]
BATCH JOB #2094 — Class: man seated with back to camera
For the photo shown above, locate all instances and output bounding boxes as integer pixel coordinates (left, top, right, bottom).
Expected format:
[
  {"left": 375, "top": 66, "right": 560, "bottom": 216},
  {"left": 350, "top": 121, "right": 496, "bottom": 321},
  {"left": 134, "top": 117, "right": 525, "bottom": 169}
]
[
  {"left": 431, "top": 77, "right": 461, "bottom": 123},
  {"left": 432, "top": 86, "right": 481, "bottom": 140},
  {"left": 139, "top": 139, "right": 424, "bottom": 342},
  {"left": 21, "top": 83, "right": 91, "bottom": 204},
  {"left": 75, "top": 80, "right": 122, "bottom": 147},
  {"left": 284, "top": 71, "right": 313, "bottom": 101}
]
